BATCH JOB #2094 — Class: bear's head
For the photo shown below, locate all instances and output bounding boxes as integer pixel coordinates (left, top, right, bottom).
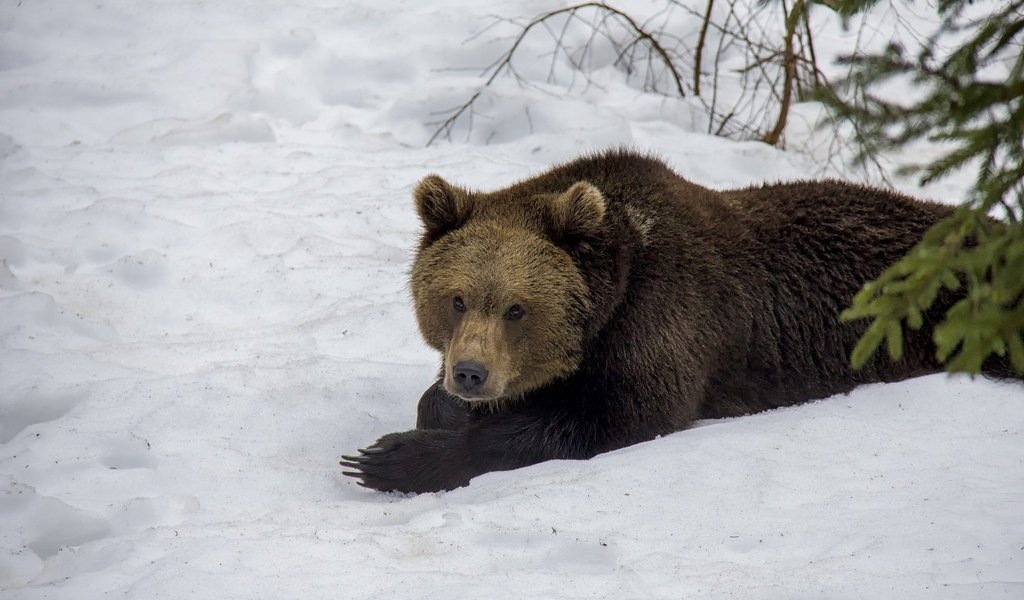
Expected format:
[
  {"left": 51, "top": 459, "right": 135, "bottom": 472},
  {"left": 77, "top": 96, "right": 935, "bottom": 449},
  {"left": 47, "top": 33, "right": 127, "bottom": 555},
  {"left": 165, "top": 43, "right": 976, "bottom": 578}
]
[{"left": 410, "top": 174, "right": 607, "bottom": 403}]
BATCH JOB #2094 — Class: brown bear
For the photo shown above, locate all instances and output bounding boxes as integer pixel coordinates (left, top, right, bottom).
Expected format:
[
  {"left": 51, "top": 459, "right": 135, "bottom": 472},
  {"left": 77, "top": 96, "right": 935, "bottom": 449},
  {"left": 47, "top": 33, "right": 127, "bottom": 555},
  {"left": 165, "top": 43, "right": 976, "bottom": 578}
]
[{"left": 341, "top": 149, "right": 1019, "bottom": 493}]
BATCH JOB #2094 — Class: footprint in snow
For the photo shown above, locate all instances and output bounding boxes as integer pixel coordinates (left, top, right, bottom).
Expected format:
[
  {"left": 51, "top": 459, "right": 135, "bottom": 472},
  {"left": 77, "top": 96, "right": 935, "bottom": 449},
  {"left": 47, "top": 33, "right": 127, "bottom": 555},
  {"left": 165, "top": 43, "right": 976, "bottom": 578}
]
[
  {"left": 99, "top": 434, "right": 157, "bottom": 470},
  {"left": 0, "top": 480, "right": 112, "bottom": 587},
  {"left": 0, "top": 389, "right": 85, "bottom": 444},
  {"left": 109, "top": 249, "right": 167, "bottom": 289}
]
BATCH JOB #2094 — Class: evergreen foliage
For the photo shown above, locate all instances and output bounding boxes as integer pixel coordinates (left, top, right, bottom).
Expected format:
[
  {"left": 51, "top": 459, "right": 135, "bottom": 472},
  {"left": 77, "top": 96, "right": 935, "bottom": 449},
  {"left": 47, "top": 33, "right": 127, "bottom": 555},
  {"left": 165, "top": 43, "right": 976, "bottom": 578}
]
[{"left": 816, "top": 0, "right": 1024, "bottom": 374}]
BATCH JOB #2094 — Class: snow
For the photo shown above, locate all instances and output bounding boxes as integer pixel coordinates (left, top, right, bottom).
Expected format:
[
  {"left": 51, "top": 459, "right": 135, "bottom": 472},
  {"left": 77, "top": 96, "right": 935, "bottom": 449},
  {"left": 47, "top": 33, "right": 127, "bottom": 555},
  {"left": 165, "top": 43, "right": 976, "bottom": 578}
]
[{"left": 1, "top": 0, "right": 1022, "bottom": 598}]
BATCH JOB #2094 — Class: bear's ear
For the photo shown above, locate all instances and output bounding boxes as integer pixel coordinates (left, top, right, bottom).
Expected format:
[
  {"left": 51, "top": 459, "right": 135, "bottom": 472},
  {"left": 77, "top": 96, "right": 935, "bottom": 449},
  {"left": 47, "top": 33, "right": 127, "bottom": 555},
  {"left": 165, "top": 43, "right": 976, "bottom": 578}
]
[
  {"left": 414, "top": 175, "right": 473, "bottom": 241},
  {"left": 549, "top": 181, "right": 606, "bottom": 241}
]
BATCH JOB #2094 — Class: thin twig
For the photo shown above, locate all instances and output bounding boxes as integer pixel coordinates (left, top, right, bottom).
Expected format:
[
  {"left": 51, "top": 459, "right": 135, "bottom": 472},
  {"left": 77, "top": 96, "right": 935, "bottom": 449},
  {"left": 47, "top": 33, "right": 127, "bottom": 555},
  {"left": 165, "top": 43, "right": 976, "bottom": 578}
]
[{"left": 693, "top": 0, "right": 715, "bottom": 96}]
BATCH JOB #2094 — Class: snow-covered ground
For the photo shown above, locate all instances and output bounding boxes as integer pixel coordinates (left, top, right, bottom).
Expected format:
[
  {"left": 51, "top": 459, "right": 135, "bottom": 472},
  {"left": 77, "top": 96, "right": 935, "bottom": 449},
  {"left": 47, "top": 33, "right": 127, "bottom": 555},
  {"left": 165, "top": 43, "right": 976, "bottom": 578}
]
[{"left": 1, "top": 1, "right": 1021, "bottom": 598}]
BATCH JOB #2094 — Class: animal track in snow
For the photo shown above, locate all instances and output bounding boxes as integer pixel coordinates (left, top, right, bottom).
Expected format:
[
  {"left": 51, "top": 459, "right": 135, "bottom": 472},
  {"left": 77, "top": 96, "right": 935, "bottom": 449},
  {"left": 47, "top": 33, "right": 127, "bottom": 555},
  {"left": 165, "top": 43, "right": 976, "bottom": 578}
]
[
  {"left": 0, "top": 389, "right": 84, "bottom": 444},
  {"left": 111, "top": 494, "right": 200, "bottom": 532},
  {"left": 0, "top": 291, "right": 119, "bottom": 345},
  {"left": 0, "top": 479, "right": 112, "bottom": 587},
  {"left": 109, "top": 249, "right": 168, "bottom": 289},
  {"left": 26, "top": 501, "right": 112, "bottom": 560},
  {"left": 99, "top": 435, "right": 157, "bottom": 470}
]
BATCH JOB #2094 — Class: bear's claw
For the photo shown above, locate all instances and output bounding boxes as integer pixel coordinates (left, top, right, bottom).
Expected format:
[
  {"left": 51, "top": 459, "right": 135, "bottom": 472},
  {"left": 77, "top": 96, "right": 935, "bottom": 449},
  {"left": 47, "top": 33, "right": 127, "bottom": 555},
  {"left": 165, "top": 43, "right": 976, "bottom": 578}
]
[
  {"left": 339, "top": 454, "right": 373, "bottom": 479},
  {"left": 340, "top": 429, "right": 472, "bottom": 493},
  {"left": 339, "top": 452, "right": 373, "bottom": 483},
  {"left": 339, "top": 442, "right": 415, "bottom": 492}
]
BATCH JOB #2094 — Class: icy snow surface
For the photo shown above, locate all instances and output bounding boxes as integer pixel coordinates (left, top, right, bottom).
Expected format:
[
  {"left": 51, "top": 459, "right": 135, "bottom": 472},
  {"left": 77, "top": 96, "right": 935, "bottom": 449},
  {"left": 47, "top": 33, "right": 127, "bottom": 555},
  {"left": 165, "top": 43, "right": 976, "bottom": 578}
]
[{"left": 1, "top": 1, "right": 1022, "bottom": 598}]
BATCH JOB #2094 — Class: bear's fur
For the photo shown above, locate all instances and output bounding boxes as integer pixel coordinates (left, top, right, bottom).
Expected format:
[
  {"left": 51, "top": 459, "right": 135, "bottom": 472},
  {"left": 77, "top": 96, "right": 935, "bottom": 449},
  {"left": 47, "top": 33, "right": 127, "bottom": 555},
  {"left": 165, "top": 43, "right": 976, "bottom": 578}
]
[{"left": 341, "top": 149, "right": 1020, "bottom": 493}]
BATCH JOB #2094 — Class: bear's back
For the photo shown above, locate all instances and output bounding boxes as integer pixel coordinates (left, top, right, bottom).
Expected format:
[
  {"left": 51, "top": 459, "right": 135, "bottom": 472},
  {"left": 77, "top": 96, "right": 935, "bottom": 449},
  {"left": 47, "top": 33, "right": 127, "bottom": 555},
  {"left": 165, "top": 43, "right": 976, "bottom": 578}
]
[{"left": 537, "top": 152, "right": 960, "bottom": 418}]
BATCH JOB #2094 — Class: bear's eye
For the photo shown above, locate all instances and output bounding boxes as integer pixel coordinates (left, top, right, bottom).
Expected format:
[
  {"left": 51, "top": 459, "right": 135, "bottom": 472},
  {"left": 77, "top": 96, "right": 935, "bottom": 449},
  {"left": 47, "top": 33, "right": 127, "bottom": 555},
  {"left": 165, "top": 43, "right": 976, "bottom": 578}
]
[
  {"left": 453, "top": 296, "right": 466, "bottom": 313},
  {"left": 504, "top": 304, "right": 524, "bottom": 321}
]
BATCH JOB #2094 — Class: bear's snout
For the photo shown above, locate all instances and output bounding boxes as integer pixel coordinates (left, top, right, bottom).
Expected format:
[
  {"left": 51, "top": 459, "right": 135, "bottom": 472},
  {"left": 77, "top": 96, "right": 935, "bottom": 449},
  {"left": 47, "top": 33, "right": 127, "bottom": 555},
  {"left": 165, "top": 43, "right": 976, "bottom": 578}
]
[{"left": 453, "top": 360, "right": 489, "bottom": 395}]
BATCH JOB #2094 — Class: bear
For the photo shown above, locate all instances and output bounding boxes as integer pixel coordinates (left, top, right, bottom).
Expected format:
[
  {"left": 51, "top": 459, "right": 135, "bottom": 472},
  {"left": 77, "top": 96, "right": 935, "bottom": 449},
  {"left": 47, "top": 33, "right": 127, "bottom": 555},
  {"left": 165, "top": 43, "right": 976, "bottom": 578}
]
[{"left": 341, "top": 149, "right": 1019, "bottom": 494}]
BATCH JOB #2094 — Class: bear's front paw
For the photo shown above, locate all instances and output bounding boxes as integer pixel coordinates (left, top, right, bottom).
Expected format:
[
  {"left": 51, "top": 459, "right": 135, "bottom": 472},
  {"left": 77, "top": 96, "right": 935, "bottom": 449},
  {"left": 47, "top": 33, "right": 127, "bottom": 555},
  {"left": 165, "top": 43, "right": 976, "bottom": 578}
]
[{"left": 341, "top": 429, "right": 471, "bottom": 494}]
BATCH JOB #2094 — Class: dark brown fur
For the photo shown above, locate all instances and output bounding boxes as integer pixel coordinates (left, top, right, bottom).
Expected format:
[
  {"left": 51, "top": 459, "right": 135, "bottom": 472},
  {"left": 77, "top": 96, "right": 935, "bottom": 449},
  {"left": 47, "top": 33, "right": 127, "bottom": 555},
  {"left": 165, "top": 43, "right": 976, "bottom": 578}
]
[{"left": 341, "top": 149, "right": 1020, "bottom": 493}]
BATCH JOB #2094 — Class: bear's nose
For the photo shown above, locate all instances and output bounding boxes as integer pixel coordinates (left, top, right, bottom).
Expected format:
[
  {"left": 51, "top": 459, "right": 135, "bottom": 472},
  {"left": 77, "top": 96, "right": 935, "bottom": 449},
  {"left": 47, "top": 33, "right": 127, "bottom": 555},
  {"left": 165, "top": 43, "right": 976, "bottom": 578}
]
[{"left": 453, "top": 361, "right": 489, "bottom": 394}]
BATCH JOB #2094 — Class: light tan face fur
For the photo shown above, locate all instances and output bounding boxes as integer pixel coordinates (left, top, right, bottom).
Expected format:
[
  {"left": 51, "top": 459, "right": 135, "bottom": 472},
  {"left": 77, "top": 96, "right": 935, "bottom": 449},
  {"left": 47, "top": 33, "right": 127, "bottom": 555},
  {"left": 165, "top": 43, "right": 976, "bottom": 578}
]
[{"left": 410, "top": 177, "right": 603, "bottom": 404}]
